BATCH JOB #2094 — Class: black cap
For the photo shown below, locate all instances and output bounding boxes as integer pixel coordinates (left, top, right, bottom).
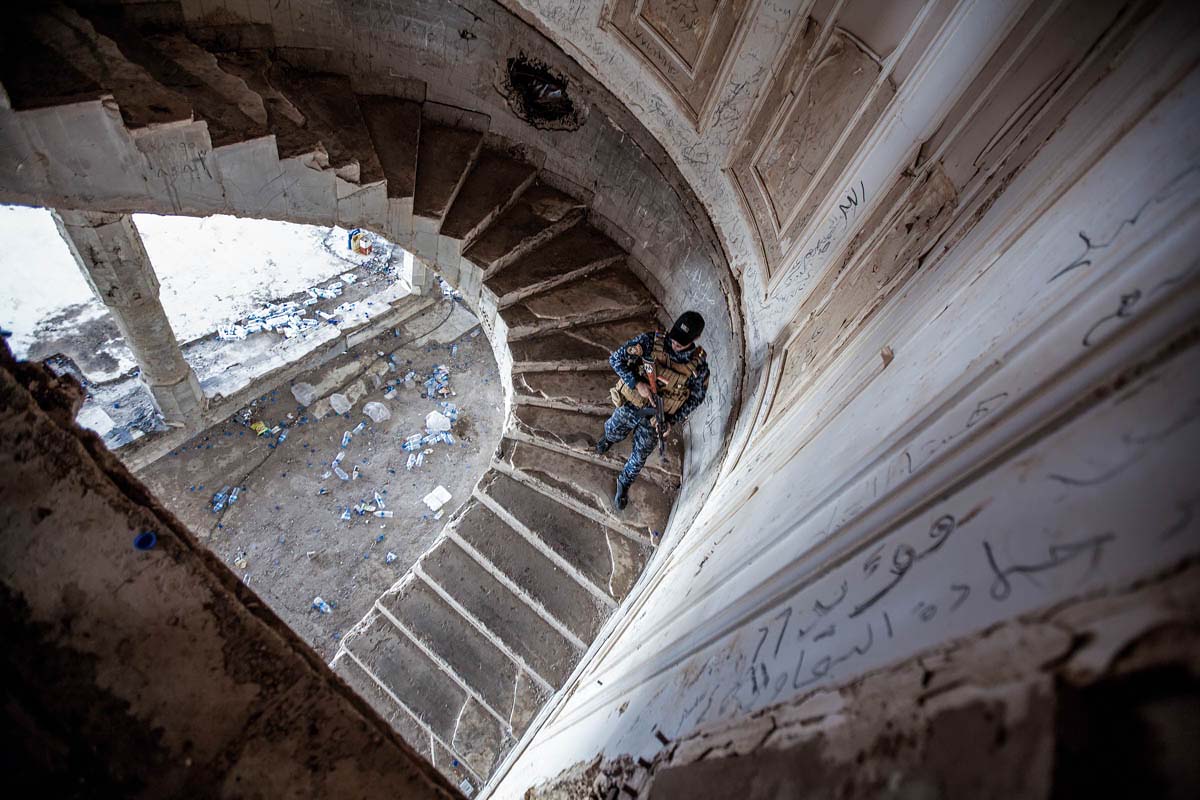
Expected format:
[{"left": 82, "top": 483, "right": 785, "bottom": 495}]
[{"left": 668, "top": 311, "right": 704, "bottom": 346}]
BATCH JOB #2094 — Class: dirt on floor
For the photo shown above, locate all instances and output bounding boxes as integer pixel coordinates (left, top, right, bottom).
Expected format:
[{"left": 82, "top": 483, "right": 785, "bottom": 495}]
[{"left": 138, "top": 301, "right": 505, "bottom": 661}]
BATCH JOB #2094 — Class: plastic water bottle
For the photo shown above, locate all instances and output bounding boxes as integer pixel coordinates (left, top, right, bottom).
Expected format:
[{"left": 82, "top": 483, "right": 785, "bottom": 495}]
[
  {"left": 373, "top": 510, "right": 394, "bottom": 518},
  {"left": 341, "top": 431, "right": 352, "bottom": 447},
  {"left": 340, "top": 507, "right": 352, "bottom": 520},
  {"left": 312, "top": 596, "right": 332, "bottom": 614},
  {"left": 353, "top": 421, "right": 366, "bottom": 434},
  {"left": 332, "top": 451, "right": 346, "bottom": 467},
  {"left": 334, "top": 466, "right": 350, "bottom": 481},
  {"left": 374, "top": 491, "right": 385, "bottom": 510},
  {"left": 228, "top": 486, "right": 241, "bottom": 505},
  {"left": 351, "top": 465, "right": 361, "bottom": 480},
  {"left": 277, "top": 429, "right": 288, "bottom": 444}
]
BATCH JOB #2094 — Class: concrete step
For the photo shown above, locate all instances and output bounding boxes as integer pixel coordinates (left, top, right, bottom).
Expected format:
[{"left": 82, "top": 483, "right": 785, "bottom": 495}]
[
  {"left": 0, "top": 23, "right": 106, "bottom": 111},
  {"left": 380, "top": 578, "right": 550, "bottom": 735},
  {"left": 215, "top": 51, "right": 327, "bottom": 162},
  {"left": 498, "top": 437, "right": 672, "bottom": 540},
  {"left": 483, "top": 222, "right": 626, "bottom": 306},
  {"left": 479, "top": 471, "right": 649, "bottom": 601},
  {"left": 463, "top": 182, "right": 587, "bottom": 277},
  {"left": 267, "top": 65, "right": 384, "bottom": 183},
  {"left": 413, "top": 119, "right": 485, "bottom": 223},
  {"left": 83, "top": 24, "right": 268, "bottom": 148},
  {"left": 510, "top": 404, "right": 684, "bottom": 480},
  {"left": 419, "top": 538, "right": 580, "bottom": 687},
  {"left": 513, "top": 369, "right": 616, "bottom": 414},
  {"left": 451, "top": 499, "right": 607, "bottom": 643},
  {"left": 502, "top": 261, "right": 657, "bottom": 339},
  {"left": 440, "top": 150, "right": 538, "bottom": 243},
  {"left": 333, "top": 653, "right": 440, "bottom": 767},
  {"left": 22, "top": 6, "right": 193, "bottom": 131},
  {"left": 358, "top": 95, "right": 423, "bottom": 201},
  {"left": 345, "top": 611, "right": 513, "bottom": 778},
  {"left": 509, "top": 313, "right": 660, "bottom": 371}
]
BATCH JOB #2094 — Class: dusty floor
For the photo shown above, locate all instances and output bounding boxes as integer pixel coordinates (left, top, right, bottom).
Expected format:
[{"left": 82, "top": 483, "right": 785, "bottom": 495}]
[{"left": 139, "top": 300, "right": 505, "bottom": 660}]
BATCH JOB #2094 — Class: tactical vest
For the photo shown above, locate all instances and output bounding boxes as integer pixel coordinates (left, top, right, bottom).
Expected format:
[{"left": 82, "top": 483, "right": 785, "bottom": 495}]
[{"left": 611, "top": 332, "right": 705, "bottom": 416}]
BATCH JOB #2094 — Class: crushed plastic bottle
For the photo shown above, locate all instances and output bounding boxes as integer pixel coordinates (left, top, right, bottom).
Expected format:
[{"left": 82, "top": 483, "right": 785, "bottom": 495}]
[
  {"left": 351, "top": 465, "right": 361, "bottom": 480},
  {"left": 374, "top": 491, "right": 386, "bottom": 510},
  {"left": 353, "top": 420, "right": 367, "bottom": 434},
  {"left": 332, "top": 451, "right": 346, "bottom": 467},
  {"left": 329, "top": 393, "right": 353, "bottom": 415},
  {"left": 385, "top": 552, "right": 398, "bottom": 564},
  {"left": 406, "top": 453, "right": 416, "bottom": 470},
  {"left": 341, "top": 431, "right": 352, "bottom": 447},
  {"left": 334, "top": 466, "right": 350, "bottom": 481},
  {"left": 312, "top": 596, "right": 332, "bottom": 614},
  {"left": 277, "top": 429, "right": 288, "bottom": 444},
  {"left": 340, "top": 507, "right": 352, "bottom": 520}
]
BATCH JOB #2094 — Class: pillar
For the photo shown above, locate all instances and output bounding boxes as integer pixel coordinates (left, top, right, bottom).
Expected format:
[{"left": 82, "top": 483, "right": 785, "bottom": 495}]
[{"left": 52, "top": 209, "right": 204, "bottom": 426}]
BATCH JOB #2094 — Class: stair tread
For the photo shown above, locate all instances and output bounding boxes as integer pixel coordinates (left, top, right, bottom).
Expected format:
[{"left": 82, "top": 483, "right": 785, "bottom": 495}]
[
  {"left": 440, "top": 150, "right": 537, "bottom": 240},
  {"left": 500, "top": 438, "right": 672, "bottom": 540},
  {"left": 454, "top": 499, "right": 605, "bottom": 642},
  {"left": 481, "top": 471, "right": 648, "bottom": 600},
  {"left": 414, "top": 122, "right": 484, "bottom": 220},
  {"left": 0, "top": 24, "right": 105, "bottom": 110},
  {"left": 463, "top": 182, "right": 585, "bottom": 270},
  {"left": 333, "top": 656, "right": 433, "bottom": 762},
  {"left": 86, "top": 22, "right": 267, "bottom": 148},
  {"left": 381, "top": 579, "right": 549, "bottom": 733},
  {"left": 514, "top": 369, "right": 616, "bottom": 410},
  {"left": 484, "top": 223, "right": 625, "bottom": 300},
  {"left": 510, "top": 314, "right": 660, "bottom": 366},
  {"left": 358, "top": 94, "right": 422, "bottom": 199},
  {"left": 25, "top": 7, "right": 192, "bottom": 130},
  {"left": 511, "top": 405, "right": 684, "bottom": 478},
  {"left": 216, "top": 52, "right": 325, "bottom": 160},
  {"left": 269, "top": 66, "right": 384, "bottom": 182},
  {"left": 421, "top": 538, "right": 579, "bottom": 687},
  {"left": 502, "top": 262, "right": 655, "bottom": 332},
  {"left": 348, "top": 613, "right": 511, "bottom": 777}
]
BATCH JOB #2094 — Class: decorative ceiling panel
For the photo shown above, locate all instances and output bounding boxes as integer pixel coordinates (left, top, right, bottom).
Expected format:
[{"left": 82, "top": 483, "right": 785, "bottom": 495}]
[
  {"left": 727, "top": 16, "right": 895, "bottom": 282},
  {"left": 602, "top": 0, "right": 754, "bottom": 127}
]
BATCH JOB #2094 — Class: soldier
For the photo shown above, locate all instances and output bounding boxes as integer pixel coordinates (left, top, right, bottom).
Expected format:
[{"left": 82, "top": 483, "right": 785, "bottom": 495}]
[{"left": 597, "top": 311, "right": 710, "bottom": 511}]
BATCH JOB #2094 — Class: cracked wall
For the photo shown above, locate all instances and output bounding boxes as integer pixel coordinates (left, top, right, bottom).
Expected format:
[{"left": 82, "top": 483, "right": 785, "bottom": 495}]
[{"left": 527, "top": 558, "right": 1200, "bottom": 799}]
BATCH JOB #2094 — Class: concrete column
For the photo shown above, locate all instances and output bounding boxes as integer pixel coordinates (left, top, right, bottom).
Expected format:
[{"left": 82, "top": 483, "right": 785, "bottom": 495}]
[{"left": 52, "top": 209, "right": 204, "bottom": 426}]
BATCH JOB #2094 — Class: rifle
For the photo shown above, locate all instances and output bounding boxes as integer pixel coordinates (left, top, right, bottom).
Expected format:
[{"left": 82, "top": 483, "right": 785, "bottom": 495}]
[{"left": 641, "top": 354, "right": 668, "bottom": 462}]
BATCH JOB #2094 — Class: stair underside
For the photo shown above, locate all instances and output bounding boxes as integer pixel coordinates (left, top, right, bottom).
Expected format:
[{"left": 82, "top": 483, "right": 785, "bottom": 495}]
[{"left": 0, "top": 13, "right": 685, "bottom": 788}]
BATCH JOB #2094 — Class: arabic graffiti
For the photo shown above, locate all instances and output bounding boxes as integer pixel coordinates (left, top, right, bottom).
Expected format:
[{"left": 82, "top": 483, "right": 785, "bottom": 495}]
[{"left": 1048, "top": 163, "right": 1200, "bottom": 283}]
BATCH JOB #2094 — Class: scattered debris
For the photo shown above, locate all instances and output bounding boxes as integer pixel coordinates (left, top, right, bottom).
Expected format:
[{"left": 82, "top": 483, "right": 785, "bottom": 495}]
[
  {"left": 312, "top": 596, "right": 333, "bottom": 614},
  {"left": 423, "top": 485, "right": 452, "bottom": 512},
  {"left": 363, "top": 401, "right": 391, "bottom": 423},
  {"left": 329, "top": 392, "right": 353, "bottom": 415},
  {"left": 385, "top": 552, "right": 397, "bottom": 564},
  {"left": 291, "top": 382, "right": 318, "bottom": 406},
  {"left": 426, "top": 409, "right": 452, "bottom": 432}
]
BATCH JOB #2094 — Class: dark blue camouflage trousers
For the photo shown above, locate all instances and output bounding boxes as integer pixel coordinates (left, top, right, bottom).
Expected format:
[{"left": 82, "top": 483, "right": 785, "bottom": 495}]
[{"left": 602, "top": 404, "right": 659, "bottom": 488}]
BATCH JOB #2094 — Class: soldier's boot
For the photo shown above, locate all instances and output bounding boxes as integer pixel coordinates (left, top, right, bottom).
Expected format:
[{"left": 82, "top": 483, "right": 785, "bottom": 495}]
[
  {"left": 613, "top": 479, "right": 630, "bottom": 511},
  {"left": 595, "top": 435, "right": 611, "bottom": 456}
]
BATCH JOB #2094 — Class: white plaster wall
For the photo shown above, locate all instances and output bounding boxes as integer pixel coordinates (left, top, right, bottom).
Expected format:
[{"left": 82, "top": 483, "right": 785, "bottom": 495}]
[{"left": 489, "top": 0, "right": 1200, "bottom": 793}]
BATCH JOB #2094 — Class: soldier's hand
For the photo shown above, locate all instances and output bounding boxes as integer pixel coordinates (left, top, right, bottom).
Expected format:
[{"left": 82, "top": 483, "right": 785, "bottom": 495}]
[{"left": 636, "top": 382, "right": 652, "bottom": 400}]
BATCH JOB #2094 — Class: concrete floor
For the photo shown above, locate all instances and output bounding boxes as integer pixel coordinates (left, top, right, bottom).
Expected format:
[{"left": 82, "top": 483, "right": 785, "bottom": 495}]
[{"left": 139, "top": 301, "right": 505, "bottom": 661}]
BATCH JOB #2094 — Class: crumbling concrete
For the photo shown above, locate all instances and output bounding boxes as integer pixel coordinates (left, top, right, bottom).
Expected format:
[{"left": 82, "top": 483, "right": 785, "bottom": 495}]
[
  {"left": 526, "top": 560, "right": 1200, "bottom": 799},
  {"left": 0, "top": 340, "right": 460, "bottom": 799}
]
